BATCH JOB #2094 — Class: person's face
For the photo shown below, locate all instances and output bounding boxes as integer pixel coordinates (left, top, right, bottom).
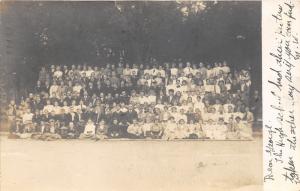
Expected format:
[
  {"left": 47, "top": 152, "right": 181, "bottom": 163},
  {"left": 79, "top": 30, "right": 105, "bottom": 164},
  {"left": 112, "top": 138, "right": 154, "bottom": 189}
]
[
  {"left": 218, "top": 119, "right": 224, "bottom": 124},
  {"left": 171, "top": 107, "right": 177, "bottom": 112},
  {"left": 169, "top": 118, "right": 175, "bottom": 123},
  {"left": 211, "top": 108, "right": 216, "bottom": 113}
]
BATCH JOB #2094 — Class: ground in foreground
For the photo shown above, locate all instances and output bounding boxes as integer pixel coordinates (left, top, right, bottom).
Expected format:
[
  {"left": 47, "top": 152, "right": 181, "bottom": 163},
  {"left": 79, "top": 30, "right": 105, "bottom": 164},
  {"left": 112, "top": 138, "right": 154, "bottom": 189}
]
[{"left": 0, "top": 137, "right": 262, "bottom": 191}]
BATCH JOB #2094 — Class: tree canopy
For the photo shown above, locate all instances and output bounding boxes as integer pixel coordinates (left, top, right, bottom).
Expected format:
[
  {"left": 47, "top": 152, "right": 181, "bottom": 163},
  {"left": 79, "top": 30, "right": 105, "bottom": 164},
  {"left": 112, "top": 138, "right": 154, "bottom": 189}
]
[{"left": 1, "top": 1, "right": 261, "bottom": 96}]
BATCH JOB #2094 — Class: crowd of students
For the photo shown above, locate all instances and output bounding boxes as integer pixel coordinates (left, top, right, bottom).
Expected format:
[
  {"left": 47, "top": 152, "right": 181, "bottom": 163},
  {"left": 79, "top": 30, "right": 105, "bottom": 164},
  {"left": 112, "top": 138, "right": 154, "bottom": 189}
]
[{"left": 7, "top": 61, "right": 257, "bottom": 140}]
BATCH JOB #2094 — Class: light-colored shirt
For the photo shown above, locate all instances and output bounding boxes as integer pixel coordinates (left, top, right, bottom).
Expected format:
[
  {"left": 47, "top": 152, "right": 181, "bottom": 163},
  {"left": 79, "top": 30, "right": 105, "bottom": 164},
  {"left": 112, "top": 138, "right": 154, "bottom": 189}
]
[{"left": 84, "top": 123, "right": 95, "bottom": 135}]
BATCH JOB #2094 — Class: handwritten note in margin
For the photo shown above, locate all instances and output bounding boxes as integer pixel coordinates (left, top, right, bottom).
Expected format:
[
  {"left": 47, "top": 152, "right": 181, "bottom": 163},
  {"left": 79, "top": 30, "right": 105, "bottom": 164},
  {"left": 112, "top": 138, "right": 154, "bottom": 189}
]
[{"left": 263, "top": 0, "right": 300, "bottom": 191}]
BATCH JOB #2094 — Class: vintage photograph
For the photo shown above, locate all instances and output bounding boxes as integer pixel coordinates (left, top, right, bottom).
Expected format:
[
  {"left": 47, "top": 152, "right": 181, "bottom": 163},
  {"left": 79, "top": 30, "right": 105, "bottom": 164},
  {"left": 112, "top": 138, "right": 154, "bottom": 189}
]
[{"left": 0, "top": 1, "right": 262, "bottom": 191}]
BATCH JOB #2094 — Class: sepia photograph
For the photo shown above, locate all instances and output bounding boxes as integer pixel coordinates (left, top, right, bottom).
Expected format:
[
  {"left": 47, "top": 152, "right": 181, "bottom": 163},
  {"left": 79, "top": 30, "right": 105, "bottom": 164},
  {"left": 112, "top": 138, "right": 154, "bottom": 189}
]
[{"left": 0, "top": 1, "right": 263, "bottom": 191}]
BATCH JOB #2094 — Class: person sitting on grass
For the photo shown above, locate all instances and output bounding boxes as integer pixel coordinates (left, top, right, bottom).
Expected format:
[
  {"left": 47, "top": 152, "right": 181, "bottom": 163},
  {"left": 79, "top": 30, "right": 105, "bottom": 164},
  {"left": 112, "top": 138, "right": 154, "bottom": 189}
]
[
  {"left": 214, "top": 118, "right": 227, "bottom": 140},
  {"left": 162, "top": 117, "right": 177, "bottom": 140},
  {"left": 175, "top": 119, "right": 187, "bottom": 139},
  {"left": 58, "top": 122, "right": 69, "bottom": 139},
  {"left": 186, "top": 119, "right": 203, "bottom": 139},
  {"left": 79, "top": 118, "right": 95, "bottom": 139},
  {"left": 127, "top": 119, "right": 143, "bottom": 139},
  {"left": 17, "top": 122, "right": 34, "bottom": 139},
  {"left": 66, "top": 122, "right": 79, "bottom": 139},
  {"left": 202, "top": 119, "right": 215, "bottom": 139},
  {"left": 94, "top": 120, "right": 108, "bottom": 141},
  {"left": 234, "top": 116, "right": 253, "bottom": 140},
  {"left": 39, "top": 119, "right": 62, "bottom": 141},
  {"left": 108, "top": 118, "right": 122, "bottom": 138},
  {"left": 149, "top": 118, "right": 163, "bottom": 139}
]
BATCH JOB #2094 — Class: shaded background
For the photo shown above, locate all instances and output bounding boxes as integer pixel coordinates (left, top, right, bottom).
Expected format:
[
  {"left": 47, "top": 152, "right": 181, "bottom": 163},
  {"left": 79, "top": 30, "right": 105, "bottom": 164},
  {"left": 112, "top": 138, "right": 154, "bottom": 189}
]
[{"left": 0, "top": 1, "right": 261, "bottom": 102}]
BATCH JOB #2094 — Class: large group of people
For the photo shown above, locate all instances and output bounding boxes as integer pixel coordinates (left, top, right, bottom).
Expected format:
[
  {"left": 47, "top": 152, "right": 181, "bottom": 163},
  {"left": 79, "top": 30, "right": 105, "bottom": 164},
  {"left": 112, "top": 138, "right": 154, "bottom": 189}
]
[{"left": 7, "top": 60, "right": 258, "bottom": 140}]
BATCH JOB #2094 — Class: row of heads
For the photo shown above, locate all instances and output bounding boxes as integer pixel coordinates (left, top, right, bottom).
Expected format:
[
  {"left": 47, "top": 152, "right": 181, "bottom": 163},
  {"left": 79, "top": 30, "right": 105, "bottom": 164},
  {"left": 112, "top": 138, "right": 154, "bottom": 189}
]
[{"left": 46, "top": 61, "right": 230, "bottom": 71}]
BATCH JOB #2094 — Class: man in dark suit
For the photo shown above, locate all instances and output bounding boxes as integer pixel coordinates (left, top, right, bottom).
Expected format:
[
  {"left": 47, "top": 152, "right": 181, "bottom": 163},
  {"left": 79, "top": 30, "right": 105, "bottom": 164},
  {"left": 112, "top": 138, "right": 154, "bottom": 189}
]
[{"left": 165, "top": 89, "right": 176, "bottom": 105}]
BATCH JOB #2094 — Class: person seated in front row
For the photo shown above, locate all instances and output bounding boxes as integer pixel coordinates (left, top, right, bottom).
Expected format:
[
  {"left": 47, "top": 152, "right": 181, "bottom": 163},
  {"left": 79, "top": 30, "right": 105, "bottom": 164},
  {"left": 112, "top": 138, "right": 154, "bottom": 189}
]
[
  {"left": 202, "top": 119, "right": 215, "bottom": 139},
  {"left": 148, "top": 118, "right": 163, "bottom": 139},
  {"left": 58, "top": 121, "right": 69, "bottom": 139},
  {"left": 175, "top": 119, "right": 188, "bottom": 139},
  {"left": 127, "top": 119, "right": 144, "bottom": 139},
  {"left": 66, "top": 122, "right": 80, "bottom": 139},
  {"left": 79, "top": 118, "right": 95, "bottom": 139},
  {"left": 233, "top": 116, "right": 253, "bottom": 140},
  {"left": 162, "top": 117, "right": 177, "bottom": 140},
  {"left": 213, "top": 118, "right": 227, "bottom": 140},
  {"left": 107, "top": 118, "right": 122, "bottom": 138},
  {"left": 39, "top": 119, "right": 62, "bottom": 141},
  {"left": 94, "top": 120, "right": 108, "bottom": 141},
  {"left": 186, "top": 119, "right": 203, "bottom": 139}
]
